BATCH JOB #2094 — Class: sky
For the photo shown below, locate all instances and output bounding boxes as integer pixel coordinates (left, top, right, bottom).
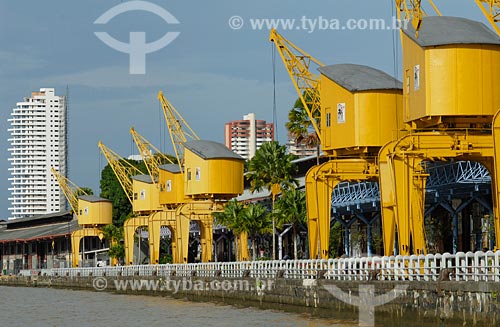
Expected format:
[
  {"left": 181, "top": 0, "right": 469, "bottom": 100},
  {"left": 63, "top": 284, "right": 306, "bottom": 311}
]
[{"left": 0, "top": 0, "right": 489, "bottom": 219}]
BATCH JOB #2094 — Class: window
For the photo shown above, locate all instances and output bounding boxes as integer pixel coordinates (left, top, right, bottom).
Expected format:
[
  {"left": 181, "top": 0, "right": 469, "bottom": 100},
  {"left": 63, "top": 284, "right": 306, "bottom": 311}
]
[
  {"left": 326, "top": 112, "right": 331, "bottom": 127},
  {"left": 140, "top": 189, "right": 146, "bottom": 200},
  {"left": 195, "top": 167, "right": 201, "bottom": 181},
  {"left": 134, "top": 193, "right": 138, "bottom": 200},
  {"left": 166, "top": 180, "right": 172, "bottom": 192},
  {"left": 187, "top": 169, "right": 192, "bottom": 181}
]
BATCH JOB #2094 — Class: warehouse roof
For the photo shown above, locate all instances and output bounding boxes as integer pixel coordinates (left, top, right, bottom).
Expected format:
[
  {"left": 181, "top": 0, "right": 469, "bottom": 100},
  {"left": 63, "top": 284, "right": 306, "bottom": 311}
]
[
  {"left": 184, "top": 140, "right": 244, "bottom": 160},
  {"left": 78, "top": 195, "right": 112, "bottom": 203},
  {"left": 159, "top": 164, "right": 181, "bottom": 173},
  {"left": 0, "top": 219, "right": 80, "bottom": 243},
  {"left": 319, "top": 64, "right": 402, "bottom": 92},
  {"left": 403, "top": 16, "right": 500, "bottom": 47}
]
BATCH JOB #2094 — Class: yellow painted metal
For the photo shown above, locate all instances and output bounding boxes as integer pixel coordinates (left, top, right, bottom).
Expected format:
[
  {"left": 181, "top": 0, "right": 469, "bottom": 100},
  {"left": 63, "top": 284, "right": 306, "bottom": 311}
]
[
  {"left": 124, "top": 215, "right": 150, "bottom": 265},
  {"left": 98, "top": 141, "right": 143, "bottom": 205},
  {"left": 77, "top": 197, "right": 113, "bottom": 226},
  {"left": 157, "top": 91, "right": 200, "bottom": 173},
  {"left": 184, "top": 148, "right": 244, "bottom": 199},
  {"left": 176, "top": 201, "right": 224, "bottom": 262},
  {"left": 395, "top": 0, "right": 424, "bottom": 35},
  {"left": 158, "top": 166, "right": 185, "bottom": 207},
  {"left": 71, "top": 227, "right": 116, "bottom": 267},
  {"left": 237, "top": 232, "right": 250, "bottom": 261},
  {"left": 148, "top": 210, "right": 183, "bottom": 264},
  {"left": 305, "top": 159, "right": 378, "bottom": 259},
  {"left": 131, "top": 178, "right": 161, "bottom": 213},
  {"left": 401, "top": 32, "right": 500, "bottom": 129},
  {"left": 378, "top": 130, "right": 496, "bottom": 255},
  {"left": 320, "top": 76, "right": 404, "bottom": 155},
  {"left": 475, "top": 0, "right": 500, "bottom": 36},
  {"left": 490, "top": 110, "right": 500, "bottom": 250},
  {"left": 130, "top": 127, "right": 174, "bottom": 182},
  {"left": 269, "top": 29, "right": 323, "bottom": 141},
  {"left": 50, "top": 167, "right": 88, "bottom": 213}
]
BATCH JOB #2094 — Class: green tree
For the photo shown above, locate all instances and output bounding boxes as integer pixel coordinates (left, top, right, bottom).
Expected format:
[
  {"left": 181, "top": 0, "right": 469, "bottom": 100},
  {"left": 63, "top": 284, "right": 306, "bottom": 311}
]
[
  {"left": 246, "top": 141, "right": 298, "bottom": 259},
  {"left": 102, "top": 224, "right": 125, "bottom": 262},
  {"left": 214, "top": 199, "right": 246, "bottom": 260},
  {"left": 286, "top": 93, "right": 321, "bottom": 164},
  {"left": 99, "top": 159, "right": 147, "bottom": 226},
  {"left": 246, "top": 141, "right": 298, "bottom": 192},
  {"left": 75, "top": 187, "right": 93, "bottom": 196},
  {"left": 274, "top": 188, "right": 307, "bottom": 259},
  {"left": 239, "top": 204, "right": 272, "bottom": 261}
]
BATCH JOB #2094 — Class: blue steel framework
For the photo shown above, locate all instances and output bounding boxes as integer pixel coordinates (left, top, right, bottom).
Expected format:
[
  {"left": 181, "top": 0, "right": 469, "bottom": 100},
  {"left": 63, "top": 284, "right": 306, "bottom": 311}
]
[{"left": 331, "top": 161, "right": 493, "bottom": 256}]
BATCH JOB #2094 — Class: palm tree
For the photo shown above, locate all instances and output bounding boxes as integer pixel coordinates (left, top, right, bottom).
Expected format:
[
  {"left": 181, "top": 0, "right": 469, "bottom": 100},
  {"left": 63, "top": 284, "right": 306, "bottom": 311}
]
[
  {"left": 247, "top": 141, "right": 298, "bottom": 192},
  {"left": 213, "top": 199, "right": 248, "bottom": 260},
  {"left": 274, "top": 188, "right": 307, "bottom": 259},
  {"left": 239, "top": 204, "right": 272, "bottom": 260},
  {"left": 286, "top": 93, "right": 321, "bottom": 164},
  {"left": 246, "top": 141, "right": 298, "bottom": 259}
]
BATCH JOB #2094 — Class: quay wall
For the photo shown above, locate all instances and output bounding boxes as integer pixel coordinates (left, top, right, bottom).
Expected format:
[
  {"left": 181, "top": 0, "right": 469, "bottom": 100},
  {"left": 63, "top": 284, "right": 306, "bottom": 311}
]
[{"left": 1, "top": 274, "right": 499, "bottom": 326}]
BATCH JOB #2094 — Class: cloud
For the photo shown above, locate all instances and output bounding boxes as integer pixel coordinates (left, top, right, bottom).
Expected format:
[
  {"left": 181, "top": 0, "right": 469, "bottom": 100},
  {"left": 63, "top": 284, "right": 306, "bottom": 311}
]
[{"left": 0, "top": 51, "right": 48, "bottom": 74}]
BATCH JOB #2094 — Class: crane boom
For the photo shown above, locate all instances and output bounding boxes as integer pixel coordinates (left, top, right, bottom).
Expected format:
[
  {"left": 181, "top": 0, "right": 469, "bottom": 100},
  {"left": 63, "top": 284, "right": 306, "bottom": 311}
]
[
  {"left": 157, "top": 91, "right": 200, "bottom": 172},
  {"left": 98, "top": 141, "right": 143, "bottom": 204},
  {"left": 130, "top": 127, "right": 174, "bottom": 183},
  {"left": 269, "top": 29, "right": 323, "bottom": 142},
  {"left": 475, "top": 0, "right": 500, "bottom": 36},
  {"left": 50, "top": 167, "right": 88, "bottom": 213},
  {"left": 395, "top": 1, "right": 441, "bottom": 36}
]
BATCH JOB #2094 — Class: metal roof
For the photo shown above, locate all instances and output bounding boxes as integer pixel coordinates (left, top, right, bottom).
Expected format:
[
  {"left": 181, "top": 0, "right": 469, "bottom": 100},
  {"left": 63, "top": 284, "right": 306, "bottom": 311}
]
[
  {"left": 403, "top": 16, "right": 500, "bottom": 47},
  {"left": 78, "top": 195, "right": 112, "bottom": 203},
  {"left": 159, "top": 164, "right": 181, "bottom": 173},
  {"left": 5, "top": 211, "right": 72, "bottom": 226},
  {"left": 131, "top": 174, "right": 156, "bottom": 184},
  {"left": 318, "top": 64, "right": 402, "bottom": 92},
  {"left": 0, "top": 219, "right": 79, "bottom": 243},
  {"left": 184, "top": 140, "right": 244, "bottom": 160}
]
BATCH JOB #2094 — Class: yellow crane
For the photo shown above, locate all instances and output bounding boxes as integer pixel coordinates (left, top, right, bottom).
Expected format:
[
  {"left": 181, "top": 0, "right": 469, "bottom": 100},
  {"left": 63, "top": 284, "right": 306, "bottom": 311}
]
[
  {"left": 475, "top": 0, "right": 500, "bottom": 35},
  {"left": 130, "top": 127, "right": 174, "bottom": 183},
  {"left": 50, "top": 167, "right": 114, "bottom": 267},
  {"left": 98, "top": 141, "right": 143, "bottom": 205},
  {"left": 50, "top": 167, "right": 88, "bottom": 213},
  {"left": 395, "top": 0, "right": 441, "bottom": 36},
  {"left": 157, "top": 91, "right": 200, "bottom": 173},
  {"left": 269, "top": 29, "right": 323, "bottom": 142},
  {"left": 154, "top": 91, "right": 246, "bottom": 263}
]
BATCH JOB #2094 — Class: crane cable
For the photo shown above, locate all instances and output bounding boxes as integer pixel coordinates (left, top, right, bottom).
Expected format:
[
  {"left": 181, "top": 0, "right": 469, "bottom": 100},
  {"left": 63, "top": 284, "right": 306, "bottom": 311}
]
[{"left": 272, "top": 42, "right": 278, "bottom": 143}]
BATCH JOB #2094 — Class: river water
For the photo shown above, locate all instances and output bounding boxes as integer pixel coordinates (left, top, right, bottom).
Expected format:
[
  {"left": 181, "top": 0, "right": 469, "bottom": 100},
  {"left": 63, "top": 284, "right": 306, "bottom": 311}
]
[
  {"left": 0, "top": 286, "right": 353, "bottom": 327},
  {"left": 0, "top": 286, "right": 468, "bottom": 326}
]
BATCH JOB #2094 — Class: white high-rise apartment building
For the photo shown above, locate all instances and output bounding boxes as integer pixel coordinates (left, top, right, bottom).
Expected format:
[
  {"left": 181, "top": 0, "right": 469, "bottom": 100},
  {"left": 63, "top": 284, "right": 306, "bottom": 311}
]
[
  {"left": 224, "top": 113, "right": 274, "bottom": 160},
  {"left": 8, "top": 88, "right": 67, "bottom": 219}
]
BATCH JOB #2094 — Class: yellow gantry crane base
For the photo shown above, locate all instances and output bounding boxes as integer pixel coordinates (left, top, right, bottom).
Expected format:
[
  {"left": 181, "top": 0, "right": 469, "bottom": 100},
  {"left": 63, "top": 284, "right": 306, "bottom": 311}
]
[
  {"left": 379, "top": 129, "right": 500, "bottom": 256},
  {"left": 306, "top": 159, "right": 378, "bottom": 259}
]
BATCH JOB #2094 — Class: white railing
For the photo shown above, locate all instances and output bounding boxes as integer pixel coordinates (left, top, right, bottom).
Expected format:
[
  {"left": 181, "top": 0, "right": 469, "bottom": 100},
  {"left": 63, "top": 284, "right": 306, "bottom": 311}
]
[{"left": 19, "top": 251, "right": 500, "bottom": 282}]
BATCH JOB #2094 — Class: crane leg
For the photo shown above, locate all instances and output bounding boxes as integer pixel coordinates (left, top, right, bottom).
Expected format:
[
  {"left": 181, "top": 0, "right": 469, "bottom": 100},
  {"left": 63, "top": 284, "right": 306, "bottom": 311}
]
[
  {"left": 124, "top": 216, "right": 149, "bottom": 265},
  {"left": 378, "top": 141, "right": 398, "bottom": 256},
  {"left": 238, "top": 232, "right": 249, "bottom": 261}
]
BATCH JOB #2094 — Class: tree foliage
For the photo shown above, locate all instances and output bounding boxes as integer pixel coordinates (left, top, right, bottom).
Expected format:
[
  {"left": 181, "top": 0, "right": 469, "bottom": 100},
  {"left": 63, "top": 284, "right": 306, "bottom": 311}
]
[
  {"left": 273, "top": 188, "right": 307, "bottom": 259},
  {"left": 286, "top": 92, "right": 320, "bottom": 149},
  {"left": 246, "top": 141, "right": 298, "bottom": 193},
  {"left": 99, "top": 159, "right": 147, "bottom": 226},
  {"left": 101, "top": 224, "right": 125, "bottom": 261}
]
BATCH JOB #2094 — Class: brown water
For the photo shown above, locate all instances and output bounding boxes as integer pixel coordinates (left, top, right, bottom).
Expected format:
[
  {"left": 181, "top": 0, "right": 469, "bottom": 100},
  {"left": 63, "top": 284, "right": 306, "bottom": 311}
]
[
  {"left": 0, "top": 286, "right": 467, "bottom": 326},
  {"left": 0, "top": 286, "right": 353, "bottom": 327}
]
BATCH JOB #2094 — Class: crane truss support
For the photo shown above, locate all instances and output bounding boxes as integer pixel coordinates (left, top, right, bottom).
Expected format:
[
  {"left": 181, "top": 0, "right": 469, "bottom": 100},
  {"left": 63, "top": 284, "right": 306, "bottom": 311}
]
[
  {"left": 305, "top": 159, "right": 378, "bottom": 259},
  {"left": 124, "top": 216, "right": 150, "bottom": 265},
  {"left": 148, "top": 202, "right": 223, "bottom": 264},
  {"left": 379, "top": 130, "right": 499, "bottom": 257},
  {"left": 71, "top": 227, "right": 115, "bottom": 267},
  {"left": 475, "top": 0, "right": 500, "bottom": 36}
]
